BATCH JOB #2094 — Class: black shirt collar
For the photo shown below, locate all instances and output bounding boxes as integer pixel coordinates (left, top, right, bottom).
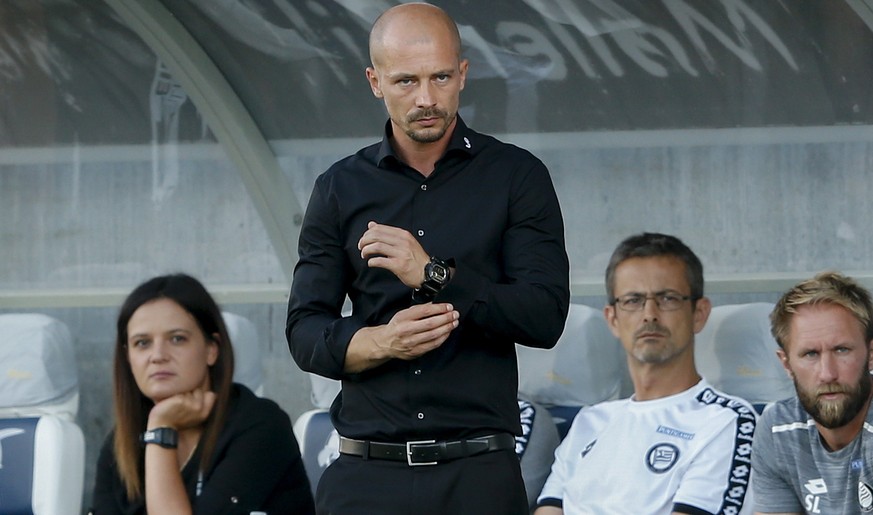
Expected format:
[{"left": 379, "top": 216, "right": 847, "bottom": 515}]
[{"left": 375, "top": 115, "right": 476, "bottom": 169}]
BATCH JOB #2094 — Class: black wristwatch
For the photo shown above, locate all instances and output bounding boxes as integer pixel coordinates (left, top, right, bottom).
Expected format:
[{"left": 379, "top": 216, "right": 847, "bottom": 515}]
[
  {"left": 140, "top": 427, "right": 178, "bottom": 449},
  {"left": 417, "top": 256, "right": 453, "bottom": 297}
]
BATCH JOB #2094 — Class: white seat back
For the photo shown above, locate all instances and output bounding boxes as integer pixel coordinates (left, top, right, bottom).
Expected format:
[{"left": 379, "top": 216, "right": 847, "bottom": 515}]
[
  {"left": 292, "top": 409, "right": 338, "bottom": 496},
  {"left": 222, "top": 312, "right": 265, "bottom": 396},
  {"left": 309, "top": 374, "right": 341, "bottom": 410},
  {"left": 516, "top": 303, "right": 628, "bottom": 436},
  {"left": 695, "top": 303, "right": 794, "bottom": 412},
  {"left": 0, "top": 314, "right": 79, "bottom": 420},
  {"left": 0, "top": 313, "right": 85, "bottom": 514}
]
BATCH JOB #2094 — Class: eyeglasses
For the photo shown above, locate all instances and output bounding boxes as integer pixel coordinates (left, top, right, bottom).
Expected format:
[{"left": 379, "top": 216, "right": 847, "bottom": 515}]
[{"left": 611, "top": 292, "right": 695, "bottom": 312}]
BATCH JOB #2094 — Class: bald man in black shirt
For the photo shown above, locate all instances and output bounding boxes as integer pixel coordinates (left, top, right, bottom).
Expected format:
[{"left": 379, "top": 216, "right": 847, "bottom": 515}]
[{"left": 286, "top": 4, "right": 569, "bottom": 514}]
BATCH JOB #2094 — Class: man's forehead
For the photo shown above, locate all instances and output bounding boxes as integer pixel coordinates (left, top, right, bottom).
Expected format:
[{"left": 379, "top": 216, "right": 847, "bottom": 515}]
[
  {"left": 613, "top": 256, "right": 690, "bottom": 290},
  {"left": 788, "top": 303, "right": 866, "bottom": 346},
  {"left": 378, "top": 33, "right": 453, "bottom": 62}
]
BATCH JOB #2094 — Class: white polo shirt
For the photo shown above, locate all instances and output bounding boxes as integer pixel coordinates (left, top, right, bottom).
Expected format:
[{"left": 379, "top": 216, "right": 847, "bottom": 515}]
[{"left": 537, "top": 380, "right": 756, "bottom": 514}]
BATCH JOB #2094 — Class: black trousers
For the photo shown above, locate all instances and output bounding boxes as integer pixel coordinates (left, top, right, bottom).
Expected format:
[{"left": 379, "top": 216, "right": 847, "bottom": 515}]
[{"left": 315, "top": 449, "right": 528, "bottom": 515}]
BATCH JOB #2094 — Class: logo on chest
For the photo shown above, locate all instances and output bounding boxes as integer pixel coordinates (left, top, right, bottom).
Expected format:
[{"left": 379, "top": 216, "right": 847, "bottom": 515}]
[
  {"left": 646, "top": 443, "right": 680, "bottom": 473},
  {"left": 803, "top": 478, "right": 827, "bottom": 513}
]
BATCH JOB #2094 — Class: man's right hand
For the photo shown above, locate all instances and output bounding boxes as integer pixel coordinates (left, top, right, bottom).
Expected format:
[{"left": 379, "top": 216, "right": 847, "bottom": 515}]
[{"left": 344, "top": 303, "right": 459, "bottom": 373}]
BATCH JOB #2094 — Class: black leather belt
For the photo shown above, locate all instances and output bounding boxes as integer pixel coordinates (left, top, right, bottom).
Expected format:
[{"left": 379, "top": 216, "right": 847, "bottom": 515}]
[{"left": 338, "top": 433, "right": 516, "bottom": 466}]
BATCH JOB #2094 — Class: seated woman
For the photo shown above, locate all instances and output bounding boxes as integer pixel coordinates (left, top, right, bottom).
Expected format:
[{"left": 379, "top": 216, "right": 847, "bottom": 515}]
[{"left": 91, "top": 273, "right": 314, "bottom": 514}]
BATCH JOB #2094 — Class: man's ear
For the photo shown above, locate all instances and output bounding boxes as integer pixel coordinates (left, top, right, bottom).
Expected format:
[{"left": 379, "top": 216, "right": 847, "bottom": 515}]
[
  {"left": 867, "top": 339, "right": 873, "bottom": 372},
  {"left": 691, "top": 296, "right": 712, "bottom": 334},
  {"left": 604, "top": 305, "right": 620, "bottom": 338},
  {"left": 776, "top": 348, "right": 793, "bottom": 380},
  {"left": 366, "top": 67, "right": 383, "bottom": 98}
]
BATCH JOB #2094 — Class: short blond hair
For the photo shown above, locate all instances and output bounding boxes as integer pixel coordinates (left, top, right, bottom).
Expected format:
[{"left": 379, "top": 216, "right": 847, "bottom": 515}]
[{"left": 771, "top": 271, "right": 873, "bottom": 349}]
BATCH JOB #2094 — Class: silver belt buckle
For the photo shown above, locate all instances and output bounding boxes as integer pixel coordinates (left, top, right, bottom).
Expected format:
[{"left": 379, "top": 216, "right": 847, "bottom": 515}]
[{"left": 406, "top": 439, "right": 437, "bottom": 466}]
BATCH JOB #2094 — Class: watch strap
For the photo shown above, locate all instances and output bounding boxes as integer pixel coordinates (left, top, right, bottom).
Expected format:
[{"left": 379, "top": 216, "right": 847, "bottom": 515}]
[{"left": 412, "top": 287, "right": 435, "bottom": 304}]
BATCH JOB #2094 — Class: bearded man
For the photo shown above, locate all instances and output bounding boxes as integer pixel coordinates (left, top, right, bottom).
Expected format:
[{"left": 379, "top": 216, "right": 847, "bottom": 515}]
[{"left": 752, "top": 271, "right": 873, "bottom": 514}]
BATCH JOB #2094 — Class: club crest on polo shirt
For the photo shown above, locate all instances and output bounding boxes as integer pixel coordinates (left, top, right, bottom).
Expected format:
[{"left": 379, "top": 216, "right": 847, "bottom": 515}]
[
  {"left": 646, "top": 443, "right": 679, "bottom": 473},
  {"left": 859, "top": 481, "right": 873, "bottom": 512}
]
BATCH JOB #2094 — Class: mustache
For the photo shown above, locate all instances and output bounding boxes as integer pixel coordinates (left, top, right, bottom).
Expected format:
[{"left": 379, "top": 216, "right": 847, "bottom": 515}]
[
  {"left": 634, "top": 323, "right": 669, "bottom": 339},
  {"left": 815, "top": 384, "right": 848, "bottom": 396},
  {"left": 407, "top": 108, "right": 447, "bottom": 123}
]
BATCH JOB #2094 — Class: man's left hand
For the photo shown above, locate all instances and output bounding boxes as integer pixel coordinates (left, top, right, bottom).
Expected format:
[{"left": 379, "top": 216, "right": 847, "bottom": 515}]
[{"left": 358, "top": 221, "right": 429, "bottom": 288}]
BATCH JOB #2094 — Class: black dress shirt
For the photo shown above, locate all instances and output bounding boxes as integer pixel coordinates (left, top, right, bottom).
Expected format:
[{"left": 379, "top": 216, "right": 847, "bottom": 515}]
[{"left": 286, "top": 117, "right": 570, "bottom": 442}]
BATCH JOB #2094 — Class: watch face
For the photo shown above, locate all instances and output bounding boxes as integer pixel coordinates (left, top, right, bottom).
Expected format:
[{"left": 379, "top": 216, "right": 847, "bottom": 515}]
[
  {"left": 420, "top": 258, "right": 451, "bottom": 296},
  {"left": 430, "top": 263, "right": 449, "bottom": 283}
]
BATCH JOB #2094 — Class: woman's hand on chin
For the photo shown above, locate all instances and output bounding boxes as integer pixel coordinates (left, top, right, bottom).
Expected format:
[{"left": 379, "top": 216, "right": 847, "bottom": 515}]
[{"left": 148, "top": 388, "right": 217, "bottom": 430}]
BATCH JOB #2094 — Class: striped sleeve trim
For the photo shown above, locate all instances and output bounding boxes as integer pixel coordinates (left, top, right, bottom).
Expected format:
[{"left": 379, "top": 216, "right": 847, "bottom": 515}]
[
  {"left": 771, "top": 420, "right": 814, "bottom": 433},
  {"left": 696, "top": 388, "right": 756, "bottom": 515}
]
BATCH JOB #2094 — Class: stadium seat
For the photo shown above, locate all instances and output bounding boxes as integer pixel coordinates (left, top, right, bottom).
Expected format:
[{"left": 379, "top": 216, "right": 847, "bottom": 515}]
[
  {"left": 292, "top": 407, "right": 337, "bottom": 496},
  {"left": 516, "top": 303, "right": 629, "bottom": 438},
  {"left": 695, "top": 302, "right": 794, "bottom": 413},
  {"left": 222, "top": 312, "right": 265, "bottom": 396},
  {"left": 516, "top": 395, "right": 561, "bottom": 510},
  {"left": 292, "top": 373, "right": 339, "bottom": 495},
  {"left": 0, "top": 313, "right": 86, "bottom": 515},
  {"left": 308, "top": 372, "right": 341, "bottom": 410}
]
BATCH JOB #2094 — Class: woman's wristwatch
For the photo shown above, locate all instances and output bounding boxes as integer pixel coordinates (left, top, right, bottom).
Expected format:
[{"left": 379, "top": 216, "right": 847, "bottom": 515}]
[{"left": 140, "top": 427, "right": 178, "bottom": 448}]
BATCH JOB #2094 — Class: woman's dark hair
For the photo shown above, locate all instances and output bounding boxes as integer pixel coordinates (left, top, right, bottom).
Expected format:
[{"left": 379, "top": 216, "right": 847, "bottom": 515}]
[{"left": 112, "top": 273, "right": 234, "bottom": 499}]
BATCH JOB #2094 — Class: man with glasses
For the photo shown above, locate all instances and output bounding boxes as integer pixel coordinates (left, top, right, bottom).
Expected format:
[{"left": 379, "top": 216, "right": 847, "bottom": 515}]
[{"left": 535, "top": 232, "right": 757, "bottom": 514}]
